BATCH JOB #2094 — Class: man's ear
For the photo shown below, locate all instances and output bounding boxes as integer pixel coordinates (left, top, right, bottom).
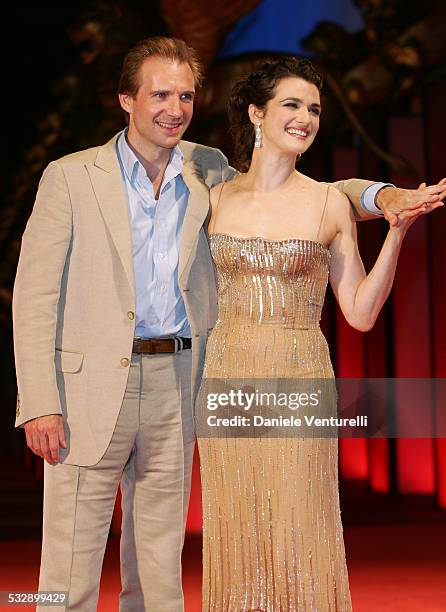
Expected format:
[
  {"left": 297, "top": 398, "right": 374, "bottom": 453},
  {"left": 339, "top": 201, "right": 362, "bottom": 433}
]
[
  {"left": 118, "top": 93, "right": 134, "bottom": 115},
  {"left": 248, "top": 104, "right": 264, "bottom": 126}
]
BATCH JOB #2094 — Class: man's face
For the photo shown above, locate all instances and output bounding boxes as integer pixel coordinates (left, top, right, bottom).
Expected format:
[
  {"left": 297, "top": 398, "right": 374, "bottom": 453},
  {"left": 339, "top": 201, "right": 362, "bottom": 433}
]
[{"left": 119, "top": 56, "right": 195, "bottom": 152}]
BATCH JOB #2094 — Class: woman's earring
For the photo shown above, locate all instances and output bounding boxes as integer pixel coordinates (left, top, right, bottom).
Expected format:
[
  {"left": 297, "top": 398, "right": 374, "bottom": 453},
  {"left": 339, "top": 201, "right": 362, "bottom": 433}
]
[{"left": 254, "top": 123, "right": 263, "bottom": 148}]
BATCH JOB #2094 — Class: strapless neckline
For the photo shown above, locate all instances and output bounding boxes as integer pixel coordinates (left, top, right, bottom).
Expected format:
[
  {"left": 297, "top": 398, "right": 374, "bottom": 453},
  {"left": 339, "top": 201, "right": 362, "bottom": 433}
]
[{"left": 209, "top": 232, "right": 330, "bottom": 254}]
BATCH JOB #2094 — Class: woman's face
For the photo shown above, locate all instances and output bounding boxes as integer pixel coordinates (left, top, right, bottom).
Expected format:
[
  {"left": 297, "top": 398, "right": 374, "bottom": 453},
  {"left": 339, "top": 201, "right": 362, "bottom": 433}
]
[{"left": 254, "top": 76, "right": 321, "bottom": 157}]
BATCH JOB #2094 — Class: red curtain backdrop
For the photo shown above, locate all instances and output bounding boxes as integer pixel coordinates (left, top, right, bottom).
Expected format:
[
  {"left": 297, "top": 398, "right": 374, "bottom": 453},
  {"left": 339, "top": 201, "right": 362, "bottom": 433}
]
[{"left": 427, "top": 83, "right": 446, "bottom": 508}]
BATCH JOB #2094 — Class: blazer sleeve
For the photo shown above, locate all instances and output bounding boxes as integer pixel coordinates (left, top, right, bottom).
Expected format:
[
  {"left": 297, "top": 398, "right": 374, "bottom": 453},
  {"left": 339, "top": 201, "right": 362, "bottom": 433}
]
[
  {"left": 13, "top": 161, "right": 73, "bottom": 427},
  {"left": 324, "top": 178, "right": 377, "bottom": 219}
]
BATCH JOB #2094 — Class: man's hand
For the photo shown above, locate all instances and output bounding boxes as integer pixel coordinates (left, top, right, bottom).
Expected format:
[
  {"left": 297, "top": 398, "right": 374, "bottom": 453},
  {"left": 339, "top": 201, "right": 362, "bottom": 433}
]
[
  {"left": 24, "top": 415, "right": 67, "bottom": 465},
  {"left": 377, "top": 179, "right": 446, "bottom": 227},
  {"left": 389, "top": 185, "right": 443, "bottom": 238}
]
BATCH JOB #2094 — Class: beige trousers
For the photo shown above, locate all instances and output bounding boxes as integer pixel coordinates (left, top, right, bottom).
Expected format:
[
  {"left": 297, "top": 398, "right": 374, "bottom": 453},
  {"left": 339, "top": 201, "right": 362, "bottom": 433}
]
[{"left": 37, "top": 350, "right": 195, "bottom": 612}]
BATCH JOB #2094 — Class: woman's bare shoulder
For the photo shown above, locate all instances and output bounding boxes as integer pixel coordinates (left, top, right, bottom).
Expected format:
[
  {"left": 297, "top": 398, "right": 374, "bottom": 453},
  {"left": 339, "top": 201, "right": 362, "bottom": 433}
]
[
  {"left": 210, "top": 181, "right": 224, "bottom": 195},
  {"left": 292, "top": 173, "right": 336, "bottom": 205},
  {"left": 294, "top": 172, "right": 329, "bottom": 194},
  {"left": 325, "top": 183, "right": 355, "bottom": 229},
  {"left": 297, "top": 173, "right": 350, "bottom": 207}
]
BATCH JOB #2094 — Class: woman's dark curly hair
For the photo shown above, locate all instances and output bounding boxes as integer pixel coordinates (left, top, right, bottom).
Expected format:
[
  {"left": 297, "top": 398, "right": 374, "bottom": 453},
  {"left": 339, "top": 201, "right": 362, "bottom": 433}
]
[{"left": 228, "top": 56, "right": 323, "bottom": 172}]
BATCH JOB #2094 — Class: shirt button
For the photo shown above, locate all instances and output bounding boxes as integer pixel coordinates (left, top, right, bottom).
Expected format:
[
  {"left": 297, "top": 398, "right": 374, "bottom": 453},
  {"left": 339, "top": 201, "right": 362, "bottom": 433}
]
[
  {"left": 127, "top": 311, "right": 135, "bottom": 320},
  {"left": 160, "top": 284, "right": 166, "bottom": 293},
  {"left": 120, "top": 358, "right": 130, "bottom": 367}
]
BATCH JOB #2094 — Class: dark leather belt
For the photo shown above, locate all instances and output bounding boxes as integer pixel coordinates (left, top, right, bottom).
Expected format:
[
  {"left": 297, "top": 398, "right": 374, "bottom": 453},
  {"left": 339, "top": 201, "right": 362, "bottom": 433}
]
[{"left": 132, "top": 337, "right": 192, "bottom": 354}]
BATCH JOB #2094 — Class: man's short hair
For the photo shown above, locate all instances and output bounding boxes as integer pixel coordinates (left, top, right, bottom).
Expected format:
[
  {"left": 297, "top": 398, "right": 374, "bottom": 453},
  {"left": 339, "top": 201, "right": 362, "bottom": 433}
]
[{"left": 118, "top": 36, "right": 203, "bottom": 98}]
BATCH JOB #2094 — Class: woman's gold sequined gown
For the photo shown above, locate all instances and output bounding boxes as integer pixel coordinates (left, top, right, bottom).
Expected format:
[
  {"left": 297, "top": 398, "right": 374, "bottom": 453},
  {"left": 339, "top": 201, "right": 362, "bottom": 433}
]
[{"left": 196, "top": 231, "right": 352, "bottom": 611}]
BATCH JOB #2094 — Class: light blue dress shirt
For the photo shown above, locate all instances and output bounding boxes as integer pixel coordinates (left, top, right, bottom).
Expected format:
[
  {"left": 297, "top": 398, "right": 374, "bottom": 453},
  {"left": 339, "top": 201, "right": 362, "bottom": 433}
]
[{"left": 117, "top": 131, "right": 191, "bottom": 339}]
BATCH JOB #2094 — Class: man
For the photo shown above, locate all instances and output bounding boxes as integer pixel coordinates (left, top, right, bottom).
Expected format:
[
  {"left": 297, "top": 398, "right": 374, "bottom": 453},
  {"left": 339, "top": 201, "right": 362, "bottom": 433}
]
[{"left": 13, "top": 36, "right": 446, "bottom": 611}]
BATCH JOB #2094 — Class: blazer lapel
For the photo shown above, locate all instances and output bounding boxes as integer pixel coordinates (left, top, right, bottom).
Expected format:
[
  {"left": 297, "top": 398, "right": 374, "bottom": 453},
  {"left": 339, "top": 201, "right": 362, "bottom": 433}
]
[
  {"left": 86, "top": 133, "right": 135, "bottom": 295},
  {"left": 179, "top": 160, "right": 211, "bottom": 281}
]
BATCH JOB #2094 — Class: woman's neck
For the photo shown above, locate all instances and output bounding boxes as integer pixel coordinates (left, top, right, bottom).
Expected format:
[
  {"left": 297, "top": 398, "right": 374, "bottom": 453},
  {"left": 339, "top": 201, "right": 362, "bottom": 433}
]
[{"left": 243, "top": 148, "right": 298, "bottom": 192}]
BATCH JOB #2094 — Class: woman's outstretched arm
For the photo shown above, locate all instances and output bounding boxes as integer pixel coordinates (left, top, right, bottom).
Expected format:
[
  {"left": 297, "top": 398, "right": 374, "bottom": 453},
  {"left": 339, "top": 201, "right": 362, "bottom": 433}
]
[{"left": 327, "top": 186, "right": 442, "bottom": 332}]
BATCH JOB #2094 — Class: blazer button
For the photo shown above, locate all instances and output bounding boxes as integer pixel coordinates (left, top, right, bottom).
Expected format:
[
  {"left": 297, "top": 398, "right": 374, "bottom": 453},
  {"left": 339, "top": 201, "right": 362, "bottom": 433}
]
[
  {"left": 127, "top": 311, "right": 135, "bottom": 320},
  {"left": 120, "top": 357, "right": 130, "bottom": 367}
]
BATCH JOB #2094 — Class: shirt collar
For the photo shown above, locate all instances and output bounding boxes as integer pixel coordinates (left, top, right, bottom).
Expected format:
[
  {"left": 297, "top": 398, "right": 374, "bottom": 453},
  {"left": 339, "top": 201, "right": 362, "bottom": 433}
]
[{"left": 117, "top": 128, "right": 184, "bottom": 190}]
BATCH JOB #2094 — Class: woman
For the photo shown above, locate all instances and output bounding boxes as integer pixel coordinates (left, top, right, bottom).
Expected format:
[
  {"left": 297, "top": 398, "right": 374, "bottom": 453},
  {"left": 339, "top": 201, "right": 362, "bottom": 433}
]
[{"left": 195, "top": 57, "right": 439, "bottom": 611}]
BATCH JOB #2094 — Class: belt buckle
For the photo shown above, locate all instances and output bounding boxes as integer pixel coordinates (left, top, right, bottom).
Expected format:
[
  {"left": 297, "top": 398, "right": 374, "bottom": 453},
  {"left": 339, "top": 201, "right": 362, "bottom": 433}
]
[{"left": 174, "top": 337, "right": 184, "bottom": 353}]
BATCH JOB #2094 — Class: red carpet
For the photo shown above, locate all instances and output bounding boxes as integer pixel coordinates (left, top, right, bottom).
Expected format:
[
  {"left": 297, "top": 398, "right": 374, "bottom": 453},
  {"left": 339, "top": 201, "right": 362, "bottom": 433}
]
[{"left": 1, "top": 523, "right": 445, "bottom": 611}]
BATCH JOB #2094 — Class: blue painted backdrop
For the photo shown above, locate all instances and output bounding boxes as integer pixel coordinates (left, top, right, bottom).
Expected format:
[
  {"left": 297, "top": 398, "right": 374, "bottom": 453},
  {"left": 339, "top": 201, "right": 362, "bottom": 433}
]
[{"left": 219, "top": 0, "right": 364, "bottom": 58}]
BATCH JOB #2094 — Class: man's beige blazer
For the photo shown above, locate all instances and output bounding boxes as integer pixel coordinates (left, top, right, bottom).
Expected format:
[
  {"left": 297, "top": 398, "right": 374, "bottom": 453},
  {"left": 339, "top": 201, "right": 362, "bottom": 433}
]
[{"left": 13, "top": 132, "right": 375, "bottom": 466}]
